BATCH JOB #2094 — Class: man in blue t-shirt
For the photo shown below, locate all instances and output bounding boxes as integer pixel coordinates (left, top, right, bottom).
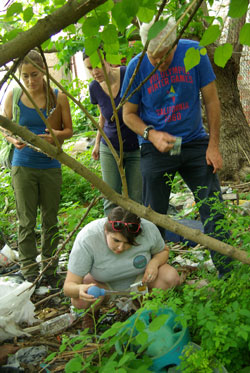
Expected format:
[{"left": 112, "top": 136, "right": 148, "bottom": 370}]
[{"left": 121, "top": 17, "right": 232, "bottom": 277}]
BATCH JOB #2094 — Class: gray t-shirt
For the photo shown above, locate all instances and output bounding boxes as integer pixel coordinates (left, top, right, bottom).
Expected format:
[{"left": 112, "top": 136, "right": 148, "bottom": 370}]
[{"left": 68, "top": 217, "right": 165, "bottom": 290}]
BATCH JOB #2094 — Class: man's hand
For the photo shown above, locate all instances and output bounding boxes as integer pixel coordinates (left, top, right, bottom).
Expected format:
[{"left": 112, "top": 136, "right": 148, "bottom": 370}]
[
  {"left": 149, "top": 129, "right": 177, "bottom": 153},
  {"left": 206, "top": 144, "right": 223, "bottom": 173}
]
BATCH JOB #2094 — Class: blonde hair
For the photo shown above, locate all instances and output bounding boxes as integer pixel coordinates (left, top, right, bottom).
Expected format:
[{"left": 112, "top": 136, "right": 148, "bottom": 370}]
[
  {"left": 140, "top": 17, "right": 176, "bottom": 53},
  {"left": 19, "top": 50, "right": 57, "bottom": 113}
]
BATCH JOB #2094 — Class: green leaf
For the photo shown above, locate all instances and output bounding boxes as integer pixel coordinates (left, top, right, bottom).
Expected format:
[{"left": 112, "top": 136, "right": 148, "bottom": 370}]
[
  {"left": 135, "top": 331, "right": 149, "bottom": 345},
  {"left": 82, "top": 16, "right": 100, "bottom": 37},
  {"left": 101, "top": 24, "right": 118, "bottom": 44},
  {"left": 228, "top": 0, "right": 249, "bottom": 18},
  {"left": 84, "top": 37, "right": 101, "bottom": 57},
  {"left": 118, "top": 352, "right": 136, "bottom": 367},
  {"left": 239, "top": 23, "right": 250, "bottom": 46},
  {"left": 23, "top": 7, "right": 33, "bottom": 22},
  {"left": 122, "top": 0, "right": 139, "bottom": 18},
  {"left": 112, "top": 2, "right": 132, "bottom": 32},
  {"left": 200, "top": 47, "right": 207, "bottom": 56},
  {"left": 184, "top": 47, "right": 200, "bottom": 72},
  {"left": 239, "top": 309, "right": 250, "bottom": 318},
  {"left": 106, "top": 53, "right": 122, "bottom": 65},
  {"left": 199, "top": 25, "right": 221, "bottom": 47},
  {"left": 135, "top": 319, "right": 146, "bottom": 332},
  {"left": 137, "top": 7, "right": 155, "bottom": 23},
  {"left": 149, "top": 314, "right": 169, "bottom": 332},
  {"left": 214, "top": 43, "right": 233, "bottom": 68},
  {"left": 44, "top": 351, "right": 57, "bottom": 362},
  {"left": 100, "top": 322, "right": 123, "bottom": 339},
  {"left": 6, "top": 2, "right": 23, "bottom": 17},
  {"left": 148, "top": 19, "right": 169, "bottom": 41},
  {"left": 103, "top": 42, "right": 119, "bottom": 54},
  {"left": 65, "top": 356, "right": 83, "bottom": 373},
  {"left": 96, "top": 12, "right": 110, "bottom": 26},
  {"left": 96, "top": 0, "right": 114, "bottom": 12}
]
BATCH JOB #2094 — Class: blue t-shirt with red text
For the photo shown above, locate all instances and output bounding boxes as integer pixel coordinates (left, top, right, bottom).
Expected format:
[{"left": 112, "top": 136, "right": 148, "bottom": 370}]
[
  {"left": 89, "top": 66, "right": 139, "bottom": 152},
  {"left": 121, "top": 39, "right": 216, "bottom": 144}
]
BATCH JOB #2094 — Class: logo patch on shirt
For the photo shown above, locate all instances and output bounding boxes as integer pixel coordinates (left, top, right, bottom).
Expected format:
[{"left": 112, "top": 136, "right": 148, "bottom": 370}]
[{"left": 133, "top": 255, "right": 147, "bottom": 269}]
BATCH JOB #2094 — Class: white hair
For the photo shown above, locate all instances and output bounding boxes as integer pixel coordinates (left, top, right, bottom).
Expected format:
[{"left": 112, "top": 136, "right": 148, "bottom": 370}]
[{"left": 139, "top": 17, "right": 177, "bottom": 53}]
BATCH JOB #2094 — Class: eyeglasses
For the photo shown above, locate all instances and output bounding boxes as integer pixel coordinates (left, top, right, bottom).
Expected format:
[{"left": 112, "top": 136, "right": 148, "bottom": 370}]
[{"left": 108, "top": 220, "right": 140, "bottom": 233}]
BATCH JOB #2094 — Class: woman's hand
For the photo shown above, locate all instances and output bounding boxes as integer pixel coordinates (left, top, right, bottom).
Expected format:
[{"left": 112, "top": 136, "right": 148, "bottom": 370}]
[
  {"left": 78, "top": 283, "right": 97, "bottom": 302},
  {"left": 142, "top": 261, "right": 159, "bottom": 284},
  {"left": 13, "top": 138, "right": 26, "bottom": 150},
  {"left": 92, "top": 143, "right": 100, "bottom": 160},
  {"left": 38, "top": 128, "right": 61, "bottom": 144}
]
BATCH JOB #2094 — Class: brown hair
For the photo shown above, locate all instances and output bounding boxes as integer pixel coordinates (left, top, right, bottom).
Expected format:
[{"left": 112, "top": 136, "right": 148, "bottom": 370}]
[
  {"left": 19, "top": 50, "right": 57, "bottom": 113},
  {"left": 105, "top": 206, "right": 141, "bottom": 246}
]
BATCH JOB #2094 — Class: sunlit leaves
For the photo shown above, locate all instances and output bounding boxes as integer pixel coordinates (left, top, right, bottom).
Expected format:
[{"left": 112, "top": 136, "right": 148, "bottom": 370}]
[
  {"left": 184, "top": 47, "right": 200, "bottom": 72},
  {"left": 214, "top": 43, "right": 233, "bottom": 68},
  {"left": 101, "top": 24, "right": 118, "bottom": 44},
  {"left": 84, "top": 36, "right": 101, "bottom": 57},
  {"left": 106, "top": 53, "right": 122, "bottom": 66},
  {"left": 23, "top": 7, "right": 33, "bottom": 22},
  {"left": 239, "top": 23, "right": 250, "bottom": 46},
  {"left": 137, "top": 7, "right": 155, "bottom": 23},
  {"left": 228, "top": 0, "right": 249, "bottom": 18},
  {"left": 112, "top": 2, "right": 132, "bottom": 32},
  {"left": 6, "top": 2, "right": 23, "bottom": 17},
  {"left": 199, "top": 24, "right": 221, "bottom": 47},
  {"left": 82, "top": 16, "right": 100, "bottom": 37},
  {"left": 147, "top": 19, "right": 169, "bottom": 41},
  {"left": 122, "top": 0, "right": 139, "bottom": 19},
  {"left": 95, "top": 0, "right": 114, "bottom": 13}
]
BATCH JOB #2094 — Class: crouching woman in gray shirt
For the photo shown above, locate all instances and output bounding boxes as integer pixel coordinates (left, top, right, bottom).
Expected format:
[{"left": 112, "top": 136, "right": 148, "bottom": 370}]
[{"left": 64, "top": 206, "right": 180, "bottom": 320}]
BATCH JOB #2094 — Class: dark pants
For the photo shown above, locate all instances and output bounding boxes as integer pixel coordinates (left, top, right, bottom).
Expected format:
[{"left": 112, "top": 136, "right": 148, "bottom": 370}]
[{"left": 140, "top": 138, "right": 232, "bottom": 276}]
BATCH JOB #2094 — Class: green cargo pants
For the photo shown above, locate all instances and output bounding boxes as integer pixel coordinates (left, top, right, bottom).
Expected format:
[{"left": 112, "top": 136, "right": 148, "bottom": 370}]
[{"left": 11, "top": 166, "right": 62, "bottom": 277}]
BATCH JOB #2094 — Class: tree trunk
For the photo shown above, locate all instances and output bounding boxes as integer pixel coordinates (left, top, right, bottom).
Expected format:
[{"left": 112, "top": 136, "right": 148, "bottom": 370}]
[
  {"left": 205, "top": 14, "right": 250, "bottom": 182},
  {"left": 214, "top": 57, "right": 250, "bottom": 182}
]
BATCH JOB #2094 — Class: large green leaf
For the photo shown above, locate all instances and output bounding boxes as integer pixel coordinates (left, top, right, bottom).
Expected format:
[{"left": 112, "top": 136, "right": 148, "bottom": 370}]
[
  {"left": 184, "top": 47, "right": 201, "bottom": 72},
  {"left": 228, "top": 0, "right": 249, "bottom": 18},
  {"left": 6, "top": 2, "right": 23, "bottom": 17},
  {"left": 103, "top": 41, "right": 120, "bottom": 54},
  {"left": 137, "top": 7, "right": 155, "bottom": 23},
  {"left": 105, "top": 53, "right": 122, "bottom": 65},
  {"left": 23, "top": 7, "right": 33, "bottom": 22},
  {"left": 147, "top": 19, "right": 169, "bottom": 41},
  {"left": 149, "top": 314, "right": 170, "bottom": 332},
  {"left": 82, "top": 16, "right": 100, "bottom": 37},
  {"left": 122, "top": 0, "right": 139, "bottom": 18},
  {"left": 96, "top": 12, "right": 110, "bottom": 27},
  {"left": 214, "top": 43, "right": 233, "bottom": 68},
  {"left": 239, "top": 23, "right": 250, "bottom": 46},
  {"left": 84, "top": 37, "right": 101, "bottom": 57},
  {"left": 112, "top": 2, "right": 132, "bottom": 32},
  {"left": 199, "top": 24, "right": 221, "bottom": 47},
  {"left": 101, "top": 24, "right": 118, "bottom": 44},
  {"left": 96, "top": 0, "right": 114, "bottom": 13}
]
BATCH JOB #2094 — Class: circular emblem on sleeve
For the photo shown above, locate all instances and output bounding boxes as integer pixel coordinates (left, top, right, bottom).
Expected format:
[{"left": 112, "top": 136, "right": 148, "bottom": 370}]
[{"left": 133, "top": 255, "right": 147, "bottom": 269}]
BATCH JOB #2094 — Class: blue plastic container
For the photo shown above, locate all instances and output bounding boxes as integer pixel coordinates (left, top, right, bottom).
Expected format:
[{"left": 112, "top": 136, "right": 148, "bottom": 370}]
[{"left": 115, "top": 307, "right": 190, "bottom": 372}]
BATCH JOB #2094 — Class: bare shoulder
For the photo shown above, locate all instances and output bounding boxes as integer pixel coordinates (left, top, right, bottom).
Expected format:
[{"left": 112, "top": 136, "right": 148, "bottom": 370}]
[{"left": 57, "top": 91, "right": 69, "bottom": 105}]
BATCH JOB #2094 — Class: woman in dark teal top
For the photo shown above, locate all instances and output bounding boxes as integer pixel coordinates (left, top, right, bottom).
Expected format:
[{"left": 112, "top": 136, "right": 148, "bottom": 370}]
[{"left": 3, "top": 50, "right": 73, "bottom": 285}]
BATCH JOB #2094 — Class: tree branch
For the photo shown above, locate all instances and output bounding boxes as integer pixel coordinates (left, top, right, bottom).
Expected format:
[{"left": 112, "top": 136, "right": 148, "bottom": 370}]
[
  {"left": 0, "top": 114, "right": 249, "bottom": 265},
  {"left": 0, "top": 0, "right": 106, "bottom": 67}
]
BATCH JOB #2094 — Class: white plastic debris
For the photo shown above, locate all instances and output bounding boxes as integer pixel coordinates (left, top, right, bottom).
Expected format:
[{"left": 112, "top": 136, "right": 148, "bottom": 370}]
[
  {"left": 0, "top": 278, "right": 37, "bottom": 341},
  {"left": 0, "top": 244, "right": 18, "bottom": 266}
]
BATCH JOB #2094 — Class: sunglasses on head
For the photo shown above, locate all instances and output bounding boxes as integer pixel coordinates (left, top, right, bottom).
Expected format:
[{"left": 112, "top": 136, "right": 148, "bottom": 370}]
[{"left": 108, "top": 220, "right": 140, "bottom": 233}]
